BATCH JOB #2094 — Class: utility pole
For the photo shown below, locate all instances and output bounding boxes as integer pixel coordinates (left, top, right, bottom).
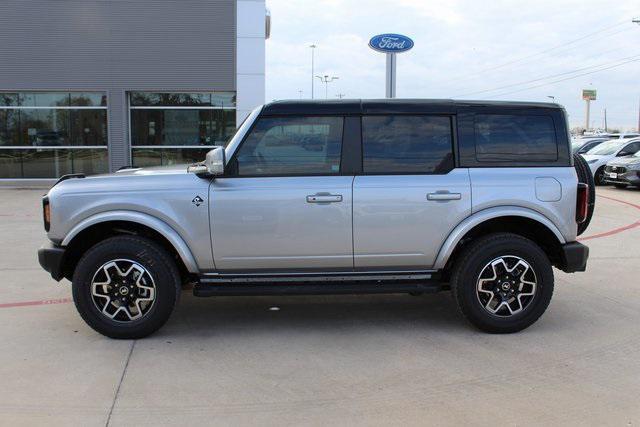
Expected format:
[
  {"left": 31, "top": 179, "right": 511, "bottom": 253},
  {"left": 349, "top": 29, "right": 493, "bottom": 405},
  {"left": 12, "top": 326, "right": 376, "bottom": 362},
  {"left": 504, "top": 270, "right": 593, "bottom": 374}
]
[
  {"left": 316, "top": 75, "right": 339, "bottom": 99},
  {"left": 298, "top": 90, "right": 303, "bottom": 99},
  {"left": 604, "top": 108, "right": 608, "bottom": 132}
]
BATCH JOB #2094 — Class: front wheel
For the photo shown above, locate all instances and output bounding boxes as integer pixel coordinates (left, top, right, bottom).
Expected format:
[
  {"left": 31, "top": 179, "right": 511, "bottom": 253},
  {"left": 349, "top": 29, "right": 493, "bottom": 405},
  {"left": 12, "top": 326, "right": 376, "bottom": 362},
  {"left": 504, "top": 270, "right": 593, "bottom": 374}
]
[
  {"left": 72, "top": 235, "right": 181, "bottom": 339},
  {"left": 450, "top": 233, "right": 554, "bottom": 333},
  {"left": 614, "top": 184, "right": 628, "bottom": 189}
]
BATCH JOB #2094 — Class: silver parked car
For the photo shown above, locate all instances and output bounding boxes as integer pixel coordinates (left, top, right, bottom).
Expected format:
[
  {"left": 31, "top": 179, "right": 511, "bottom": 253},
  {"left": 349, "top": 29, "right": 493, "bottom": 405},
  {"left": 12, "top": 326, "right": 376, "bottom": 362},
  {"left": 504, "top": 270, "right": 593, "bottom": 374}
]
[{"left": 38, "top": 100, "right": 593, "bottom": 338}]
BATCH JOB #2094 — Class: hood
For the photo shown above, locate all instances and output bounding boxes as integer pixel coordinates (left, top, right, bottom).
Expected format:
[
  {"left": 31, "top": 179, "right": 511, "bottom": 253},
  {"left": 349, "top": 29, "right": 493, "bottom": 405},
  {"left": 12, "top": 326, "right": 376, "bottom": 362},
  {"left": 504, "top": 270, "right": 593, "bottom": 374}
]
[
  {"left": 607, "top": 156, "right": 640, "bottom": 166},
  {"left": 48, "top": 163, "right": 203, "bottom": 196},
  {"left": 580, "top": 154, "right": 605, "bottom": 162}
]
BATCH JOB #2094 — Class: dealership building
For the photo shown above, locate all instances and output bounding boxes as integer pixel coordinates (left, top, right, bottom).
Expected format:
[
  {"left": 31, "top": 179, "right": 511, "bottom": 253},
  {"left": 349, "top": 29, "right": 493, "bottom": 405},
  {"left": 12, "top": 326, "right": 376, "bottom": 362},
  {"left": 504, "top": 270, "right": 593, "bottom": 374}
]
[{"left": 0, "top": 0, "right": 268, "bottom": 181}]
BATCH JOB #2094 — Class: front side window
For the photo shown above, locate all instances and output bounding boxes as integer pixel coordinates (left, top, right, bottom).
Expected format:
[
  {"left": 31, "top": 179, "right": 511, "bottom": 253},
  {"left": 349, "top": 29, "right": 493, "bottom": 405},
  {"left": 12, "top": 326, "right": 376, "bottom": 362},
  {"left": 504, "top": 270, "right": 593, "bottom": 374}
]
[
  {"left": 232, "top": 116, "right": 344, "bottom": 176},
  {"left": 475, "top": 114, "right": 557, "bottom": 162},
  {"left": 362, "top": 115, "right": 453, "bottom": 174}
]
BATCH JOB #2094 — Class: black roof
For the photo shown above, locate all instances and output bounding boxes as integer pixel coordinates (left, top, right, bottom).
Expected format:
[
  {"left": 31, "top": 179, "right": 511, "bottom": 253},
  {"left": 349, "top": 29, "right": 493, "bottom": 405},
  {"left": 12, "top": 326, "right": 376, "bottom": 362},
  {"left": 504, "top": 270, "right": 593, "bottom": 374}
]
[{"left": 261, "top": 99, "right": 563, "bottom": 115}]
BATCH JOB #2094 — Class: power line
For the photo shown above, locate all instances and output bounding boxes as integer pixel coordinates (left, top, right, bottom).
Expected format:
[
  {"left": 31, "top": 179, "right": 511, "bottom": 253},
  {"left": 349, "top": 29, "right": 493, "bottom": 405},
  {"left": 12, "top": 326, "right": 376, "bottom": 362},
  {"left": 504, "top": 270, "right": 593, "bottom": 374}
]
[
  {"left": 464, "top": 19, "right": 627, "bottom": 73},
  {"left": 486, "top": 56, "right": 640, "bottom": 98},
  {"left": 454, "top": 52, "right": 640, "bottom": 97},
  {"left": 447, "top": 18, "right": 631, "bottom": 84}
]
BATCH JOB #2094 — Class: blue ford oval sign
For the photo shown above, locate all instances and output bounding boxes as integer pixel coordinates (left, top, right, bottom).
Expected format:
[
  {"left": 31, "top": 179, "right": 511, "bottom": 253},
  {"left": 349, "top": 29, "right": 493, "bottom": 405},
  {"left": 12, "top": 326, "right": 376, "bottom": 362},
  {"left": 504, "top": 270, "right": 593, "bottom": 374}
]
[{"left": 369, "top": 34, "right": 414, "bottom": 53}]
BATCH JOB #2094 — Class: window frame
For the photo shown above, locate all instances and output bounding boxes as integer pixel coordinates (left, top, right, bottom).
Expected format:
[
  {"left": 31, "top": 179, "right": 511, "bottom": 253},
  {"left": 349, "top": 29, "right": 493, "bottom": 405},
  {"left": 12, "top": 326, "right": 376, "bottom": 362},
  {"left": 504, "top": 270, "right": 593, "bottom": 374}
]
[
  {"left": 359, "top": 113, "right": 457, "bottom": 176},
  {"left": 457, "top": 107, "right": 572, "bottom": 168},
  {"left": 225, "top": 114, "right": 358, "bottom": 178}
]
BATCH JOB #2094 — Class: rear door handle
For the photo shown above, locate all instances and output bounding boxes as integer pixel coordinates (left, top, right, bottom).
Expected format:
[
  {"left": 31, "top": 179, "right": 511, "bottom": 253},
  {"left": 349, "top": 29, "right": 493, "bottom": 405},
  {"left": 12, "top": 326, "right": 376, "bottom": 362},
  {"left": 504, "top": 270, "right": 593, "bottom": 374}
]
[
  {"left": 307, "top": 194, "right": 343, "bottom": 203},
  {"left": 427, "top": 192, "right": 462, "bottom": 201}
]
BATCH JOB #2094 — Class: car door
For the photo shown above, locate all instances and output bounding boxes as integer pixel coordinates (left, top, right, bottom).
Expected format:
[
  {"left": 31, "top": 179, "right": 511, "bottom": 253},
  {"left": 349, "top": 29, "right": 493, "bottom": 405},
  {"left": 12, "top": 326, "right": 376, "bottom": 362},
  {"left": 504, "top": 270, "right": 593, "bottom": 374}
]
[
  {"left": 352, "top": 114, "right": 471, "bottom": 270},
  {"left": 209, "top": 115, "right": 354, "bottom": 272}
]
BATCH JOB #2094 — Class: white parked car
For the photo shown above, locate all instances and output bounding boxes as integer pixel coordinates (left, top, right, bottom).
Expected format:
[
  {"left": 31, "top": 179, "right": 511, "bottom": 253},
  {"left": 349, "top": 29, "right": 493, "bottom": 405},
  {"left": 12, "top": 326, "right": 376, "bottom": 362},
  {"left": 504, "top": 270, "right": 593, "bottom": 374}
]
[{"left": 581, "top": 138, "right": 640, "bottom": 184}]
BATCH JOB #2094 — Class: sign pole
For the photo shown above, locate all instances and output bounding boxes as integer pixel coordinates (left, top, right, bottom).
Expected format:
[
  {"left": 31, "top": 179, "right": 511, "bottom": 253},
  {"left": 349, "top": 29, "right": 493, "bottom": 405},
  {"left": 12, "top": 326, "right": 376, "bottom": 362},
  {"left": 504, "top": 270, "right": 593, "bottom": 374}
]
[
  {"left": 585, "top": 99, "right": 590, "bottom": 131},
  {"left": 385, "top": 53, "right": 396, "bottom": 98}
]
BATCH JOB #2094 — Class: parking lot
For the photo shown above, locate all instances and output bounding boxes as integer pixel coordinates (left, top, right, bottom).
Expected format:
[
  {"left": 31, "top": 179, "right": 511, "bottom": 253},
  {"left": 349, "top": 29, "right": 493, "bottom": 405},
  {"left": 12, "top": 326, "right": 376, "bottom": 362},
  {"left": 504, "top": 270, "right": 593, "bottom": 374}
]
[{"left": 1, "top": 186, "right": 639, "bottom": 426}]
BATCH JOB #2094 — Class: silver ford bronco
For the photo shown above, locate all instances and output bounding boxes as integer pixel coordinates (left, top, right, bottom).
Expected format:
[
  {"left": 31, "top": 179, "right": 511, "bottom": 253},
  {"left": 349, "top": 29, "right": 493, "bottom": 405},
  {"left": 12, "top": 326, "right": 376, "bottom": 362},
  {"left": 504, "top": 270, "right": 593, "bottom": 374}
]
[{"left": 38, "top": 100, "right": 593, "bottom": 338}]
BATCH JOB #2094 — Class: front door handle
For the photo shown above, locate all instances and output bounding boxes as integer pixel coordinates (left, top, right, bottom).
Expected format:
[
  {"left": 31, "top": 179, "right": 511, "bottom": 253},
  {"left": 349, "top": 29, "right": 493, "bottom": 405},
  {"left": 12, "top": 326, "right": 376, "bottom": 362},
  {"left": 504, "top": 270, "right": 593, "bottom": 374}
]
[
  {"left": 427, "top": 192, "right": 462, "bottom": 201},
  {"left": 307, "top": 194, "right": 343, "bottom": 203}
]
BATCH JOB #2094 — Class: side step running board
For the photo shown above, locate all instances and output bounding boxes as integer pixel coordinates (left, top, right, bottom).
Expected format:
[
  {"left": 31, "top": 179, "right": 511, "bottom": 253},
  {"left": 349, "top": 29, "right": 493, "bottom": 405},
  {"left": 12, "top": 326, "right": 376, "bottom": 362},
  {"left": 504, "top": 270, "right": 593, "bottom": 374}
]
[
  {"left": 193, "top": 282, "right": 442, "bottom": 297},
  {"left": 194, "top": 271, "right": 443, "bottom": 297}
]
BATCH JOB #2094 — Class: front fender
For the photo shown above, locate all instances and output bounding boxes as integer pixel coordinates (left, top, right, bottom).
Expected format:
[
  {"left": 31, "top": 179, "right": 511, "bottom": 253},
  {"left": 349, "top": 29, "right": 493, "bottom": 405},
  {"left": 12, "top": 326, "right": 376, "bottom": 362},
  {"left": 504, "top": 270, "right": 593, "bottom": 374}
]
[
  {"left": 61, "top": 210, "right": 199, "bottom": 273},
  {"left": 432, "top": 206, "right": 566, "bottom": 270}
]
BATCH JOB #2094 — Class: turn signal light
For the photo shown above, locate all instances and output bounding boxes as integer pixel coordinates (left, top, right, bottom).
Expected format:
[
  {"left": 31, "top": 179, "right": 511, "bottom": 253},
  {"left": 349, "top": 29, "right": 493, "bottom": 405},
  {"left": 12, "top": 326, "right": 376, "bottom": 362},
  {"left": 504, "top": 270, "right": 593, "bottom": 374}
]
[
  {"left": 43, "top": 197, "right": 50, "bottom": 231},
  {"left": 576, "top": 183, "right": 588, "bottom": 224}
]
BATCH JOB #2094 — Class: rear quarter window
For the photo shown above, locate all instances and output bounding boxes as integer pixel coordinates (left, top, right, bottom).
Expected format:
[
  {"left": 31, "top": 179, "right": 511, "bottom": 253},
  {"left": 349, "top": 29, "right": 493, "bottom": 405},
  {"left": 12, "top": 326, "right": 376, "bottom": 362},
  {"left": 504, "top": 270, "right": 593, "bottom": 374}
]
[{"left": 474, "top": 114, "right": 558, "bottom": 162}]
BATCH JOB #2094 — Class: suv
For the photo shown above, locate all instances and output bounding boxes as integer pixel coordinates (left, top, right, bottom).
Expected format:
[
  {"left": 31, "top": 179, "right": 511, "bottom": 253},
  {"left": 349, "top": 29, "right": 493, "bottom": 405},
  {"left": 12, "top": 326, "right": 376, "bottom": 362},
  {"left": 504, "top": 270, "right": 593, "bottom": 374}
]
[{"left": 38, "top": 100, "right": 592, "bottom": 338}]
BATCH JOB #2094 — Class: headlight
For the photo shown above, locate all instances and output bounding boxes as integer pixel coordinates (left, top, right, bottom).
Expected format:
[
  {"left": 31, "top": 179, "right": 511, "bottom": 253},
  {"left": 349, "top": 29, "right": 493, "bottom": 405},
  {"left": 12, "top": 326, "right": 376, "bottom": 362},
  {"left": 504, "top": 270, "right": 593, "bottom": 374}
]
[{"left": 587, "top": 159, "right": 598, "bottom": 164}]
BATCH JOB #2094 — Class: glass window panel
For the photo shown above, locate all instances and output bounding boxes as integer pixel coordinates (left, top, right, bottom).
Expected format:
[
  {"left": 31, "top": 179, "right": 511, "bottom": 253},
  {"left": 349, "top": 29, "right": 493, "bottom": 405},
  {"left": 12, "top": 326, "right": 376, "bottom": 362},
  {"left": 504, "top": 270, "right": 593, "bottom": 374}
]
[
  {"left": 0, "top": 109, "right": 20, "bottom": 146},
  {"left": 131, "top": 109, "right": 222, "bottom": 146},
  {"left": 70, "top": 110, "right": 107, "bottom": 146},
  {"left": 212, "top": 109, "right": 236, "bottom": 144},
  {"left": 212, "top": 92, "right": 236, "bottom": 108},
  {"left": 233, "top": 116, "right": 343, "bottom": 176},
  {"left": 69, "top": 92, "right": 107, "bottom": 107},
  {"left": 162, "top": 148, "right": 210, "bottom": 165},
  {"left": 131, "top": 148, "right": 162, "bottom": 168},
  {"left": 131, "top": 148, "right": 208, "bottom": 167},
  {"left": 362, "top": 116, "right": 454, "bottom": 174},
  {"left": 0, "top": 93, "right": 19, "bottom": 107},
  {"left": 20, "top": 92, "right": 70, "bottom": 107},
  {"left": 474, "top": 114, "right": 558, "bottom": 162},
  {"left": 0, "top": 150, "right": 23, "bottom": 178},
  {"left": 20, "top": 109, "right": 69, "bottom": 147},
  {"left": 21, "top": 149, "right": 72, "bottom": 178},
  {"left": 130, "top": 92, "right": 161, "bottom": 106},
  {"left": 71, "top": 149, "right": 109, "bottom": 174}
]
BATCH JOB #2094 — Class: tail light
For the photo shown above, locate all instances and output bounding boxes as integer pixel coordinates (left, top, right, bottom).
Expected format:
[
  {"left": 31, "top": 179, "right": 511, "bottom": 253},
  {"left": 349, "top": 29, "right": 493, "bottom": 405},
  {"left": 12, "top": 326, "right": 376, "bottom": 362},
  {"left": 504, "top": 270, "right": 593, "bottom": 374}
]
[
  {"left": 42, "top": 197, "right": 50, "bottom": 231},
  {"left": 576, "top": 183, "right": 588, "bottom": 223}
]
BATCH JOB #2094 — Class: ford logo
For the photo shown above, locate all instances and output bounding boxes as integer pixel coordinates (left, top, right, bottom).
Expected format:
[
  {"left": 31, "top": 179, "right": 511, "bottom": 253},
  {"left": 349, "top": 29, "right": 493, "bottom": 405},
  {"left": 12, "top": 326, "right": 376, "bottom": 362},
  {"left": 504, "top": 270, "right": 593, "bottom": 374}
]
[{"left": 369, "top": 34, "right": 414, "bottom": 53}]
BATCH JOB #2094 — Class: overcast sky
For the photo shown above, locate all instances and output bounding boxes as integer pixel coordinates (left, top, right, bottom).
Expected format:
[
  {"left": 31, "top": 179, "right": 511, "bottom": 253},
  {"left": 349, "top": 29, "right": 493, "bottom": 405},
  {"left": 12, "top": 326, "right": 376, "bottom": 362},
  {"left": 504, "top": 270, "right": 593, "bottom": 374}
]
[{"left": 265, "top": 0, "right": 640, "bottom": 130}]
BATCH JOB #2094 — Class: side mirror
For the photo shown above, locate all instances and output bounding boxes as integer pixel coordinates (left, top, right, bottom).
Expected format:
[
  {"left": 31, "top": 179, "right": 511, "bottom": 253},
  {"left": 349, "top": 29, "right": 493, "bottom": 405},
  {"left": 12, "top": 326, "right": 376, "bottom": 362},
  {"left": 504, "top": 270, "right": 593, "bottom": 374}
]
[{"left": 188, "top": 146, "right": 225, "bottom": 176}]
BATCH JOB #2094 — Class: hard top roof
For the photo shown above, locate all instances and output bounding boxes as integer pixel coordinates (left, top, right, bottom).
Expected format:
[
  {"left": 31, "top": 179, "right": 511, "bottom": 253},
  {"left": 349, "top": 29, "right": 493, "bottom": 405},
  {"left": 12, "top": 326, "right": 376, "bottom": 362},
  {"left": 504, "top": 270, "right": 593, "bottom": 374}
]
[{"left": 261, "top": 99, "right": 563, "bottom": 115}]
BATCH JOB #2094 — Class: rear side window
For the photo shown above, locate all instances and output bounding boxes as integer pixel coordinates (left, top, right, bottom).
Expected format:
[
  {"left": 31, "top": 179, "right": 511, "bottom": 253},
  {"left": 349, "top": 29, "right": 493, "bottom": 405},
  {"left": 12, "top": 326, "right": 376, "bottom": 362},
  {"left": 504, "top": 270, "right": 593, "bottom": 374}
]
[
  {"left": 474, "top": 114, "right": 558, "bottom": 162},
  {"left": 232, "top": 116, "right": 344, "bottom": 176},
  {"left": 362, "top": 115, "right": 454, "bottom": 174}
]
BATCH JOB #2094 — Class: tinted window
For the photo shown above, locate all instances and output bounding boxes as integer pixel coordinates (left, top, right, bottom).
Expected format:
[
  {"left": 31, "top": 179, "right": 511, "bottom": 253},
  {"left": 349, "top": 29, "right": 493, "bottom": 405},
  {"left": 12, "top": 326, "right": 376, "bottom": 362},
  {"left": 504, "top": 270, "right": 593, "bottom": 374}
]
[
  {"left": 475, "top": 114, "right": 557, "bottom": 162},
  {"left": 620, "top": 142, "right": 640, "bottom": 155},
  {"left": 233, "top": 116, "right": 343, "bottom": 176},
  {"left": 362, "top": 115, "right": 453, "bottom": 174}
]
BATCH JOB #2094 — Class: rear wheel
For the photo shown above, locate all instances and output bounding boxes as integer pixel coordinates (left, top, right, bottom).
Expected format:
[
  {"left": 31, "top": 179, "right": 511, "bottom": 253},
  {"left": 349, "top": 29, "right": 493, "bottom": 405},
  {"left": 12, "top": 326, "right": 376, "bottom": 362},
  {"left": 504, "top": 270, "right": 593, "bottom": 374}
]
[
  {"left": 451, "top": 233, "right": 554, "bottom": 333},
  {"left": 594, "top": 166, "right": 606, "bottom": 185},
  {"left": 72, "top": 235, "right": 181, "bottom": 339}
]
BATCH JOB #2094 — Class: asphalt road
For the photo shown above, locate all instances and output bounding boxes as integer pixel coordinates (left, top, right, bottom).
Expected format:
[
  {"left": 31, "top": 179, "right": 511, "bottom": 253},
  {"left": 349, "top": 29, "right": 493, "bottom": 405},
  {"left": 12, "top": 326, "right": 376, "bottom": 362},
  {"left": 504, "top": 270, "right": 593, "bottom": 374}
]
[{"left": 0, "top": 187, "right": 639, "bottom": 426}]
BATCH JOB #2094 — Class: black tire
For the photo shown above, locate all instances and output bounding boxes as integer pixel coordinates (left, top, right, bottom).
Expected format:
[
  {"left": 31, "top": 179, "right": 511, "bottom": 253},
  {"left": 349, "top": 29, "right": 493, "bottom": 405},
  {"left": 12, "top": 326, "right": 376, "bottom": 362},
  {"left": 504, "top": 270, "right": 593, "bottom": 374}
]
[
  {"left": 450, "top": 233, "right": 554, "bottom": 333},
  {"left": 614, "top": 184, "right": 628, "bottom": 189},
  {"left": 594, "top": 166, "right": 606, "bottom": 186},
  {"left": 573, "top": 153, "right": 596, "bottom": 236},
  {"left": 72, "top": 235, "right": 181, "bottom": 339}
]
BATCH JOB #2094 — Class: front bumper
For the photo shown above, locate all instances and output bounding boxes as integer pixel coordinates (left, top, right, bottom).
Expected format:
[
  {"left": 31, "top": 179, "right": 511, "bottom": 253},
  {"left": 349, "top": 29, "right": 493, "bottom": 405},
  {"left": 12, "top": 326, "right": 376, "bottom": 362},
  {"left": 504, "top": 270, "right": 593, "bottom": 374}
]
[
  {"left": 38, "top": 241, "right": 66, "bottom": 281},
  {"left": 558, "top": 242, "right": 589, "bottom": 273},
  {"left": 603, "top": 169, "right": 640, "bottom": 186}
]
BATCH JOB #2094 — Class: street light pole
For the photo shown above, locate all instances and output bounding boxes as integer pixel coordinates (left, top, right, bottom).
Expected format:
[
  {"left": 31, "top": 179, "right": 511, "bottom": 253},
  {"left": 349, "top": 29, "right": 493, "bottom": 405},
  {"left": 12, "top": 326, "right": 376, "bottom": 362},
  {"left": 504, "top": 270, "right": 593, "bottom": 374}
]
[
  {"left": 547, "top": 95, "right": 555, "bottom": 103},
  {"left": 309, "top": 44, "right": 317, "bottom": 99},
  {"left": 316, "top": 75, "right": 339, "bottom": 99}
]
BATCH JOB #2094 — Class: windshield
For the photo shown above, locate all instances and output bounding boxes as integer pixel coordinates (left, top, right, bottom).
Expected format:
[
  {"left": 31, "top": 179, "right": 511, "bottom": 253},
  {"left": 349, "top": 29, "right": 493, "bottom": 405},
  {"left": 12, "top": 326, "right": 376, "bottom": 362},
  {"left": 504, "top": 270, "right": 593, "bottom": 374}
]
[{"left": 587, "top": 140, "right": 624, "bottom": 156}]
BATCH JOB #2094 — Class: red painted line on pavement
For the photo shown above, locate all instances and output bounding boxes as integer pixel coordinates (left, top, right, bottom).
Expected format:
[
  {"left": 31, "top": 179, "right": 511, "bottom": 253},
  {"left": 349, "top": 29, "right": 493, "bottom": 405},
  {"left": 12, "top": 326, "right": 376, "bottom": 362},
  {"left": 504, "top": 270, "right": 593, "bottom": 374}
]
[
  {"left": 578, "top": 194, "right": 640, "bottom": 241},
  {"left": 0, "top": 297, "right": 72, "bottom": 309}
]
